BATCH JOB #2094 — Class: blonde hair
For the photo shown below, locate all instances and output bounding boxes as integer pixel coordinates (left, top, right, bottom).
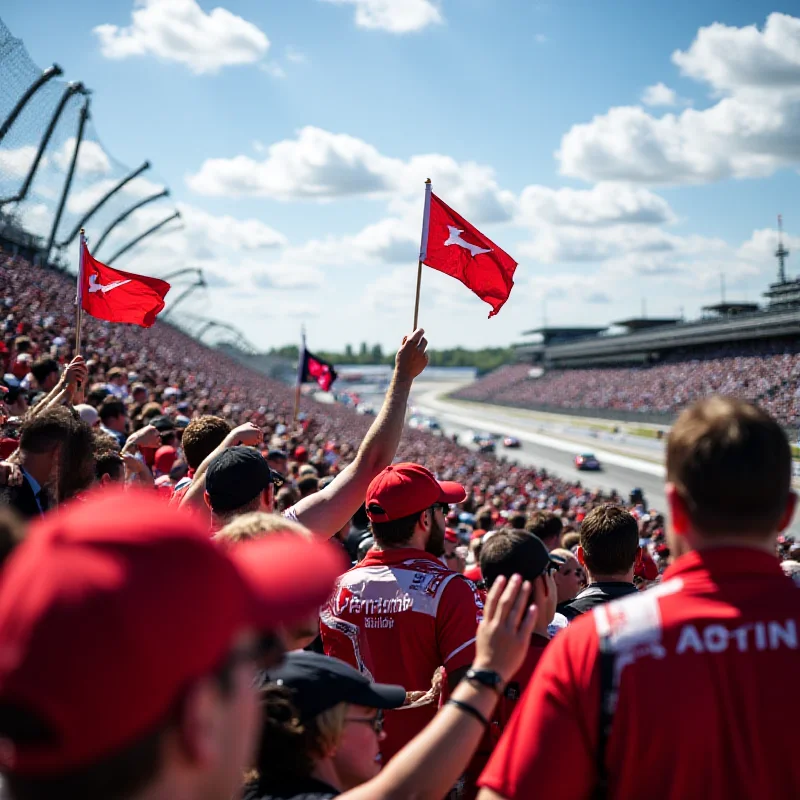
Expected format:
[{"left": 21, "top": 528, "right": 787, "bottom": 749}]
[
  {"left": 313, "top": 702, "right": 348, "bottom": 754},
  {"left": 213, "top": 512, "right": 313, "bottom": 547},
  {"left": 550, "top": 547, "right": 575, "bottom": 563}
]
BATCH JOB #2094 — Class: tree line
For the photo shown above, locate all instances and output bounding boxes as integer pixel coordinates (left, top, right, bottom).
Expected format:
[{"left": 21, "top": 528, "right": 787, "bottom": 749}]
[{"left": 268, "top": 343, "right": 515, "bottom": 374}]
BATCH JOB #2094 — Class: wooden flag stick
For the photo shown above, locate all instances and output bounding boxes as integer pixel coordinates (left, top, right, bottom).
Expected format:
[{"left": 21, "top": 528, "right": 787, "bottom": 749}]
[
  {"left": 413, "top": 258, "right": 423, "bottom": 330},
  {"left": 75, "top": 229, "right": 85, "bottom": 355},
  {"left": 415, "top": 178, "right": 432, "bottom": 330}
]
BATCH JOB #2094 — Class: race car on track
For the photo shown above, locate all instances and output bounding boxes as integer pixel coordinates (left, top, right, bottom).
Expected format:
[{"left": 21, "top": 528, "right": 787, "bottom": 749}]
[
  {"left": 575, "top": 452, "right": 602, "bottom": 471},
  {"left": 503, "top": 436, "right": 521, "bottom": 448}
]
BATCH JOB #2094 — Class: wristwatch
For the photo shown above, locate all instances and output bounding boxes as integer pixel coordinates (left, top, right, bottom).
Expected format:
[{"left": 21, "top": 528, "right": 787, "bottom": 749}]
[{"left": 464, "top": 668, "right": 504, "bottom": 693}]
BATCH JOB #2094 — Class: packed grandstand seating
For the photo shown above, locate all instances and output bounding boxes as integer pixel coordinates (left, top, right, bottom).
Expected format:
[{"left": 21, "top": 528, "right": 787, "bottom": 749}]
[
  {"left": 1, "top": 250, "right": 636, "bottom": 528},
  {"left": 454, "top": 350, "right": 800, "bottom": 428}
]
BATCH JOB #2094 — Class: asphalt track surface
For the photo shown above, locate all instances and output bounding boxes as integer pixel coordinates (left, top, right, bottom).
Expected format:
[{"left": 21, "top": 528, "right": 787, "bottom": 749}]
[{"left": 407, "top": 384, "right": 800, "bottom": 538}]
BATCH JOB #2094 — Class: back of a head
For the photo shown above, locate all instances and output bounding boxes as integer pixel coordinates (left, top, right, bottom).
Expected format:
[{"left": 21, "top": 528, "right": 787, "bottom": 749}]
[
  {"left": 297, "top": 476, "right": 319, "bottom": 498},
  {"left": 667, "top": 397, "right": 791, "bottom": 537},
  {"left": 579, "top": 505, "right": 639, "bottom": 577},
  {"left": 526, "top": 510, "right": 562, "bottom": 548},
  {"left": 475, "top": 506, "right": 494, "bottom": 532},
  {"left": 31, "top": 357, "right": 58, "bottom": 385},
  {"left": 481, "top": 530, "right": 548, "bottom": 589},
  {"left": 508, "top": 511, "right": 527, "bottom": 530},
  {"left": 180, "top": 415, "right": 231, "bottom": 470},
  {"left": 214, "top": 512, "right": 312, "bottom": 547},
  {"left": 20, "top": 407, "right": 74, "bottom": 455},
  {"left": 98, "top": 397, "right": 126, "bottom": 424}
]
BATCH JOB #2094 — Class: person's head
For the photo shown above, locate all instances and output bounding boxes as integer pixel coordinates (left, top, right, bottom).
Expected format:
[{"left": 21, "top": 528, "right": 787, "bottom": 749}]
[
  {"left": 131, "top": 383, "right": 148, "bottom": 404},
  {"left": 213, "top": 513, "right": 312, "bottom": 548},
  {"left": 443, "top": 528, "right": 465, "bottom": 572},
  {"left": 475, "top": 505, "right": 495, "bottom": 532},
  {"left": 153, "top": 446, "right": 178, "bottom": 477},
  {"left": 30, "top": 357, "right": 59, "bottom": 392},
  {"left": 94, "top": 445, "right": 125, "bottom": 486},
  {"left": 205, "top": 446, "right": 283, "bottom": 524},
  {"left": 666, "top": 397, "right": 796, "bottom": 554},
  {"left": 99, "top": 397, "right": 128, "bottom": 434},
  {"left": 577, "top": 505, "right": 640, "bottom": 581},
  {"left": 19, "top": 407, "right": 93, "bottom": 501},
  {"left": 781, "top": 560, "right": 800, "bottom": 588},
  {"left": 275, "top": 485, "right": 299, "bottom": 514},
  {"left": 0, "top": 490, "right": 342, "bottom": 800},
  {"left": 508, "top": 511, "right": 527, "bottom": 531},
  {"left": 106, "top": 366, "right": 125, "bottom": 387},
  {"left": 480, "top": 530, "right": 560, "bottom": 631},
  {"left": 366, "top": 463, "right": 466, "bottom": 557},
  {"left": 561, "top": 531, "right": 581, "bottom": 552},
  {"left": 181, "top": 416, "right": 231, "bottom": 471},
  {"left": 550, "top": 547, "right": 585, "bottom": 603},
  {"left": 266, "top": 450, "right": 288, "bottom": 478},
  {"left": 2, "top": 381, "right": 27, "bottom": 417},
  {"left": 297, "top": 475, "right": 319, "bottom": 499},
  {"left": 74, "top": 403, "right": 100, "bottom": 429},
  {"left": 253, "top": 652, "right": 405, "bottom": 793},
  {"left": 525, "top": 510, "right": 563, "bottom": 551}
]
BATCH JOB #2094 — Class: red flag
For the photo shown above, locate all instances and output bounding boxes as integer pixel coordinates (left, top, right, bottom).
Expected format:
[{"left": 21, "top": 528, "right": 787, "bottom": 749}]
[
  {"left": 420, "top": 189, "right": 517, "bottom": 317},
  {"left": 301, "top": 348, "right": 337, "bottom": 392},
  {"left": 80, "top": 242, "right": 170, "bottom": 328}
]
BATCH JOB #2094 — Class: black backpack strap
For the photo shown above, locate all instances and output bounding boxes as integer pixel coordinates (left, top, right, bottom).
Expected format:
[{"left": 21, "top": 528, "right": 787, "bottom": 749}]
[{"left": 594, "top": 632, "right": 616, "bottom": 800}]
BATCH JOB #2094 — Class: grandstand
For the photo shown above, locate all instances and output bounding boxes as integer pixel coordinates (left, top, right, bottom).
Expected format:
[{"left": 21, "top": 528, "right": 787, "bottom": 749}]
[{"left": 456, "top": 224, "right": 800, "bottom": 432}]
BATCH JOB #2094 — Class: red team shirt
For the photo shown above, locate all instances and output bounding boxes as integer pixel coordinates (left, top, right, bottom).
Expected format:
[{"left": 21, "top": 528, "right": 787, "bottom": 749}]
[
  {"left": 320, "top": 547, "right": 483, "bottom": 762},
  {"left": 479, "top": 547, "right": 800, "bottom": 800}
]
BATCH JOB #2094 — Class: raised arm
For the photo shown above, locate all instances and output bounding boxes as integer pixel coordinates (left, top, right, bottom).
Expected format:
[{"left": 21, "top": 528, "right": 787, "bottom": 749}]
[
  {"left": 292, "top": 328, "right": 429, "bottom": 537},
  {"left": 341, "top": 575, "right": 537, "bottom": 800}
]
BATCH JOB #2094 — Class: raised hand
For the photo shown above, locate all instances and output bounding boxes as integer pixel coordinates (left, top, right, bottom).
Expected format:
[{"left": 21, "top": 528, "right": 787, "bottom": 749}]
[{"left": 396, "top": 327, "right": 429, "bottom": 381}]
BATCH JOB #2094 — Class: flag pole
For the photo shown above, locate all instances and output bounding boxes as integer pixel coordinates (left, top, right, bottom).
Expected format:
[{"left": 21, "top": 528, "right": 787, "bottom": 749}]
[
  {"left": 414, "top": 178, "right": 432, "bottom": 330},
  {"left": 293, "top": 326, "right": 305, "bottom": 424},
  {"left": 75, "top": 229, "right": 85, "bottom": 355}
]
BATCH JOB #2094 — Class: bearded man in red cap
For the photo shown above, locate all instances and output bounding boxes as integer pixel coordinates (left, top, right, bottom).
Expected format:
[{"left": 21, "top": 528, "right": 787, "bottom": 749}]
[{"left": 320, "top": 462, "right": 484, "bottom": 764}]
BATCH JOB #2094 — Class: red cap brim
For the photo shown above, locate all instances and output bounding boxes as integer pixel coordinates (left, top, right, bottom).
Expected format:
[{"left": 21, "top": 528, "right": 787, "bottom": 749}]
[
  {"left": 230, "top": 537, "right": 347, "bottom": 630},
  {"left": 438, "top": 480, "right": 467, "bottom": 505}
]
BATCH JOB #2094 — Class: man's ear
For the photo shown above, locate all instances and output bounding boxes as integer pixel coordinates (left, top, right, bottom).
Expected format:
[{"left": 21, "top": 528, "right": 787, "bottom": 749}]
[
  {"left": 204, "top": 491, "right": 212, "bottom": 510},
  {"left": 576, "top": 546, "right": 586, "bottom": 567},
  {"left": 665, "top": 483, "right": 691, "bottom": 538}
]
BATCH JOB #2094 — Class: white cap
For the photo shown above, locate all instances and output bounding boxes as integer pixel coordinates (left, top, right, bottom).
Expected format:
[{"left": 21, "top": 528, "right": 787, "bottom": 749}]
[{"left": 74, "top": 403, "right": 99, "bottom": 427}]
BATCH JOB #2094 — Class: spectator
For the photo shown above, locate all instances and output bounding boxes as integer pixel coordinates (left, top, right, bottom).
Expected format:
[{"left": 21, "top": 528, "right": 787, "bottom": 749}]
[
  {"left": 0, "top": 490, "right": 343, "bottom": 800},
  {"left": 104, "top": 366, "right": 128, "bottom": 399},
  {"left": 561, "top": 531, "right": 581, "bottom": 551},
  {"left": 507, "top": 511, "right": 527, "bottom": 531},
  {"left": 171, "top": 415, "right": 231, "bottom": 504},
  {"left": 550, "top": 547, "right": 585, "bottom": 609},
  {"left": 478, "top": 397, "right": 800, "bottom": 799},
  {"left": 444, "top": 527, "right": 466, "bottom": 573},
  {"left": 781, "top": 559, "right": 800, "bottom": 587},
  {"left": 249, "top": 575, "right": 537, "bottom": 800},
  {"left": 213, "top": 512, "right": 312, "bottom": 548},
  {"left": 298, "top": 475, "right": 320, "bottom": 499},
  {"left": 28, "top": 357, "right": 60, "bottom": 393},
  {"left": 0, "top": 407, "right": 91, "bottom": 518},
  {"left": 321, "top": 462, "right": 482, "bottom": 763},
  {"left": 557, "top": 505, "right": 640, "bottom": 621},
  {"left": 267, "top": 449, "right": 289, "bottom": 479},
  {"left": 74, "top": 403, "right": 100, "bottom": 429},
  {"left": 525, "top": 510, "right": 563, "bottom": 552},
  {"left": 98, "top": 397, "right": 128, "bottom": 448}
]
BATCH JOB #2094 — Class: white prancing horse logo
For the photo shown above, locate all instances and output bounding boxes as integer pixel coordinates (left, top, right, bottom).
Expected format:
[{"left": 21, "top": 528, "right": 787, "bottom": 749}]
[
  {"left": 444, "top": 226, "right": 492, "bottom": 258},
  {"left": 88, "top": 274, "right": 131, "bottom": 294}
]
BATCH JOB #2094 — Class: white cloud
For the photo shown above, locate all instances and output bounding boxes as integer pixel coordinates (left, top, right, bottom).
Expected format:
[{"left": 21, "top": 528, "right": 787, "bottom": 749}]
[
  {"left": 641, "top": 82, "right": 678, "bottom": 107},
  {"left": 0, "top": 146, "right": 44, "bottom": 179},
  {"left": 736, "top": 226, "right": 800, "bottom": 267},
  {"left": 187, "top": 126, "right": 515, "bottom": 223},
  {"left": 558, "top": 13, "right": 800, "bottom": 185},
  {"left": 52, "top": 138, "right": 111, "bottom": 176},
  {"left": 66, "top": 176, "right": 164, "bottom": 215},
  {"left": 93, "top": 0, "right": 270, "bottom": 74},
  {"left": 517, "top": 183, "right": 675, "bottom": 228},
  {"left": 252, "top": 263, "right": 324, "bottom": 289},
  {"left": 320, "top": 0, "right": 443, "bottom": 33}
]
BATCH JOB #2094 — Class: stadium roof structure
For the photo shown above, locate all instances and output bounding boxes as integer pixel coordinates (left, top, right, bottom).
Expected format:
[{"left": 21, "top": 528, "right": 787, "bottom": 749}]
[
  {"left": 701, "top": 302, "right": 759, "bottom": 316},
  {"left": 521, "top": 326, "right": 607, "bottom": 344},
  {"left": 612, "top": 317, "right": 680, "bottom": 331}
]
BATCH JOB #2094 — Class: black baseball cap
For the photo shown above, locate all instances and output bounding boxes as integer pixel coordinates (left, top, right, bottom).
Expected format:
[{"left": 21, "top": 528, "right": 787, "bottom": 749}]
[
  {"left": 265, "top": 651, "right": 406, "bottom": 720},
  {"left": 206, "top": 446, "right": 283, "bottom": 512},
  {"left": 267, "top": 449, "right": 288, "bottom": 460},
  {"left": 150, "top": 415, "right": 175, "bottom": 433},
  {"left": 480, "top": 531, "right": 565, "bottom": 590}
]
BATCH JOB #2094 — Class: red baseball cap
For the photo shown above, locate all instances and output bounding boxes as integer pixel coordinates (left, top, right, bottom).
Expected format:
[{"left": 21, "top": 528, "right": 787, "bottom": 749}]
[
  {"left": 366, "top": 462, "right": 466, "bottom": 523},
  {"left": 444, "top": 527, "right": 459, "bottom": 544},
  {"left": 0, "top": 488, "right": 345, "bottom": 775}
]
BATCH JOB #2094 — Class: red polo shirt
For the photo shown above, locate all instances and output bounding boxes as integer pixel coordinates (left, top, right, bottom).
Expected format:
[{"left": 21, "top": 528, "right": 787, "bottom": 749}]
[
  {"left": 479, "top": 547, "right": 800, "bottom": 800},
  {"left": 320, "top": 547, "right": 483, "bottom": 762}
]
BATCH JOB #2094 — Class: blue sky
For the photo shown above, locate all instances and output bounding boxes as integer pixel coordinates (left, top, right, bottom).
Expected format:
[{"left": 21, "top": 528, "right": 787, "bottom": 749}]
[{"left": 3, "top": 0, "right": 800, "bottom": 351}]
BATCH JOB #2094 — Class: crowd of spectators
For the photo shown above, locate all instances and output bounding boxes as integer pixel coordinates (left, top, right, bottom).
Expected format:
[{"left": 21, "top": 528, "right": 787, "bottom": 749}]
[{"left": 454, "top": 344, "right": 800, "bottom": 429}]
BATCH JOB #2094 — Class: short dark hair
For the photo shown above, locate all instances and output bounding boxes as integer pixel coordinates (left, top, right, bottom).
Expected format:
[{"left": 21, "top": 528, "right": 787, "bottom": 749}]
[
  {"left": 19, "top": 407, "right": 74, "bottom": 455},
  {"left": 667, "top": 396, "right": 792, "bottom": 537},
  {"left": 95, "top": 449, "right": 124, "bottom": 482},
  {"left": 30, "top": 358, "right": 58, "bottom": 385},
  {"left": 371, "top": 510, "right": 424, "bottom": 548},
  {"left": 179, "top": 415, "right": 231, "bottom": 470},
  {"left": 475, "top": 506, "right": 494, "bottom": 532},
  {"left": 480, "top": 530, "right": 548, "bottom": 589},
  {"left": 561, "top": 531, "right": 581, "bottom": 551},
  {"left": 579, "top": 505, "right": 639, "bottom": 576},
  {"left": 297, "top": 476, "right": 319, "bottom": 497},
  {"left": 98, "top": 398, "right": 126, "bottom": 424},
  {"left": 526, "top": 510, "right": 562, "bottom": 544},
  {"left": 508, "top": 512, "right": 527, "bottom": 530}
]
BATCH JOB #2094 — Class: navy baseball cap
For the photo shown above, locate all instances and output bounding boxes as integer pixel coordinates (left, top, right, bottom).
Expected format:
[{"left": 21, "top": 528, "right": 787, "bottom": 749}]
[
  {"left": 206, "top": 446, "right": 283, "bottom": 512},
  {"left": 265, "top": 651, "right": 406, "bottom": 720}
]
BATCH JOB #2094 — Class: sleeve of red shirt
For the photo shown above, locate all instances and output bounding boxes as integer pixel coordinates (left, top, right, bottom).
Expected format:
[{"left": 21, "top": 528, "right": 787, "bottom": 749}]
[
  {"left": 478, "top": 615, "right": 601, "bottom": 800},
  {"left": 436, "top": 575, "right": 483, "bottom": 670}
]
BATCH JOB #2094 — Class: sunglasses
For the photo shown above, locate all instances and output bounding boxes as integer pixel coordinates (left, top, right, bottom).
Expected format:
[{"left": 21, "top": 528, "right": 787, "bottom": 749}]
[
  {"left": 432, "top": 503, "right": 450, "bottom": 514},
  {"left": 345, "top": 709, "right": 384, "bottom": 735}
]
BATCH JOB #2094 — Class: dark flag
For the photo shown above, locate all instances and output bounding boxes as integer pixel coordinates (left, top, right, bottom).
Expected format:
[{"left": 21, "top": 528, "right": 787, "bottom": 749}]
[{"left": 301, "top": 348, "right": 337, "bottom": 392}]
